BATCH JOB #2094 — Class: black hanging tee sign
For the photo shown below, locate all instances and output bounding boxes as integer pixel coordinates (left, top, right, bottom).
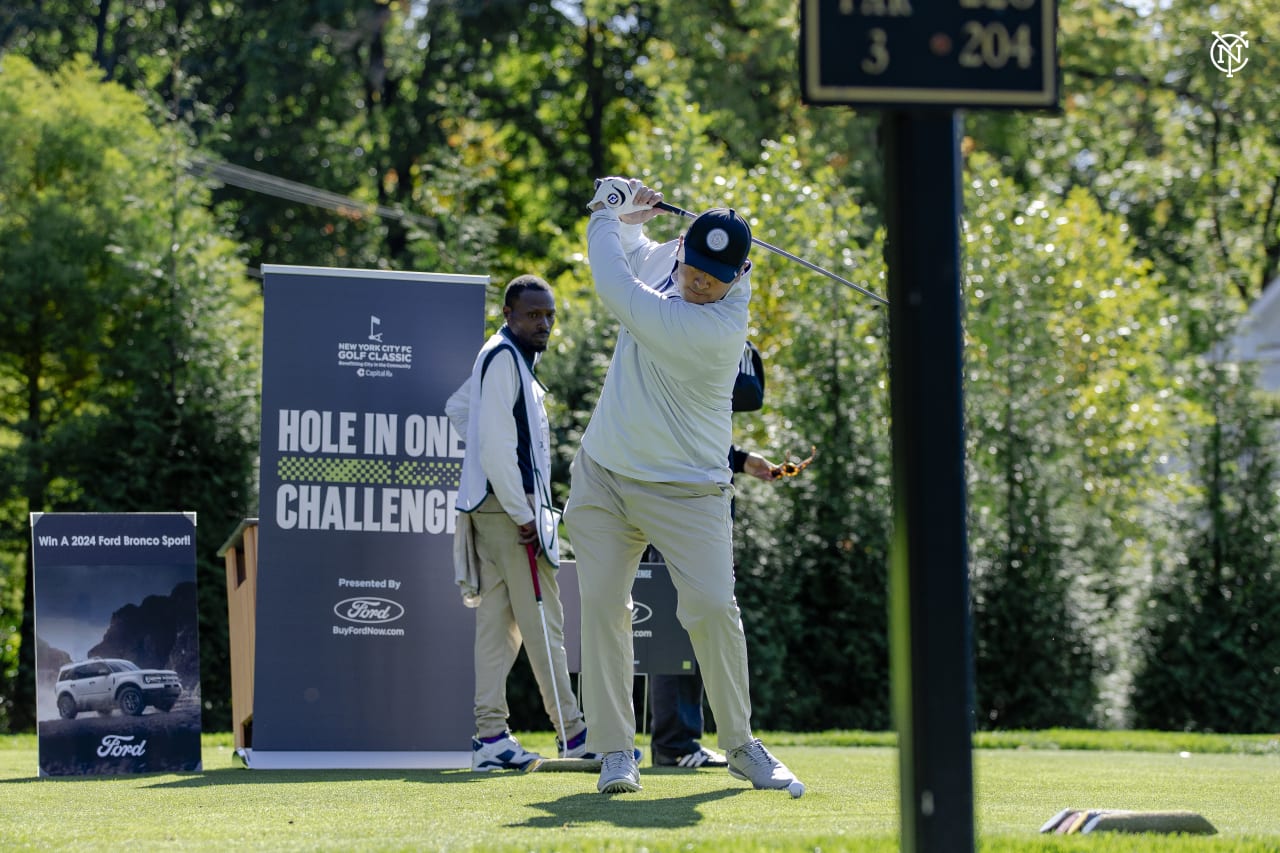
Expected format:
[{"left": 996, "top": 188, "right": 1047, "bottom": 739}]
[{"left": 801, "top": 0, "right": 1058, "bottom": 109}]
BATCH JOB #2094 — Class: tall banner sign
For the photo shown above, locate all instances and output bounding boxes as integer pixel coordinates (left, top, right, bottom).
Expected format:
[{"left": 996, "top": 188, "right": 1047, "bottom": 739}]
[
  {"left": 251, "top": 265, "right": 485, "bottom": 768},
  {"left": 31, "top": 512, "right": 201, "bottom": 776}
]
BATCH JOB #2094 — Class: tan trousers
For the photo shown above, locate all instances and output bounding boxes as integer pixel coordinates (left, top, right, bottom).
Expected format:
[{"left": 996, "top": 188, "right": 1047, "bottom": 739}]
[
  {"left": 471, "top": 495, "right": 585, "bottom": 741},
  {"left": 564, "top": 450, "right": 754, "bottom": 755}
]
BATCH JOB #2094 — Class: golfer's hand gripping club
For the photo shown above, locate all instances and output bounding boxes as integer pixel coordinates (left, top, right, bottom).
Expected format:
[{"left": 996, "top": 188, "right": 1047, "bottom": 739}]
[
  {"left": 524, "top": 542, "right": 544, "bottom": 602},
  {"left": 586, "top": 177, "right": 654, "bottom": 218},
  {"left": 516, "top": 519, "right": 539, "bottom": 547}
]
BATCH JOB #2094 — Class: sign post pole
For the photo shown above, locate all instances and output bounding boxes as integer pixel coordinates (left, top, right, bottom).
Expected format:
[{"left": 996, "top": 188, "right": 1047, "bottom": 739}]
[
  {"left": 800, "top": 4, "right": 1058, "bottom": 850},
  {"left": 883, "top": 109, "right": 973, "bottom": 853}
]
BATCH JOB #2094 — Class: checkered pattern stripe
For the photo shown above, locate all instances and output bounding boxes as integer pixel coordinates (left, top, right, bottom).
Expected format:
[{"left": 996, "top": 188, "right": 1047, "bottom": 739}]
[
  {"left": 277, "top": 456, "right": 461, "bottom": 488},
  {"left": 395, "top": 460, "right": 462, "bottom": 488}
]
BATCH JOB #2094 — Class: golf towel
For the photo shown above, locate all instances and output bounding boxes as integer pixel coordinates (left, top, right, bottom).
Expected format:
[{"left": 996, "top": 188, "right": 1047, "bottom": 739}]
[{"left": 453, "top": 510, "right": 482, "bottom": 607}]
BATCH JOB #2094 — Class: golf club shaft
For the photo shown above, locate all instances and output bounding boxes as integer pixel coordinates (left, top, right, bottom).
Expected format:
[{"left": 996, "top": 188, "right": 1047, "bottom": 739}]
[
  {"left": 653, "top": 200, "right": 889, "bottom": 307},
  {"left": 526, "top": 542, "right": 568, "bottom": 755}
]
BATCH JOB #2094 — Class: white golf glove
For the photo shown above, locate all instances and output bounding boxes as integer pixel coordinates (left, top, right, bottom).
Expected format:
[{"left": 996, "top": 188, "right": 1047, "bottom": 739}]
[{"left": 586, "top": 176, "right": 651, "bottom": 217}]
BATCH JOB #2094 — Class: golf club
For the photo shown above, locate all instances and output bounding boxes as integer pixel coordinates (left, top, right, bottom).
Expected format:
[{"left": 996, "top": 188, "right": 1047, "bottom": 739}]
[
  {"left": 520, "top": 541, "right": 594, "bottom": 774},
  {"left": 654, "top": 200, "right": 889, "bottom": 307}
]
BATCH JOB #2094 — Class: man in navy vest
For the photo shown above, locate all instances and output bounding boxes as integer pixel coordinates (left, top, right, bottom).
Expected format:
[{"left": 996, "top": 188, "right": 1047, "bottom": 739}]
[{"left": 447, "top": 275, "right": 593, "bottom": 770}]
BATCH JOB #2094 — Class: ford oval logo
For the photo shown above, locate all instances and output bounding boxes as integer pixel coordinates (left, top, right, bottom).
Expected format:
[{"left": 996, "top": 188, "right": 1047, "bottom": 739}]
[
  {"left": 334, "top": 597, "right": 405, "bottom": 624},
  {"left": 631, "top": 601, "right": 653, "bottom": 626}
]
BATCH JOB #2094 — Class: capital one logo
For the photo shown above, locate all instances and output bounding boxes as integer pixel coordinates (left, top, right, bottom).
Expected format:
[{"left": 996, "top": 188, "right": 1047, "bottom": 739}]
[
  {"left": 98, "top": 735, "right": 147, "bottom": 758},
  {"left": 335, "top": 597, "right": 405, "bottom": 624},
  {"left": 631, "top": 601, "right": 653, "bottom": 626}
]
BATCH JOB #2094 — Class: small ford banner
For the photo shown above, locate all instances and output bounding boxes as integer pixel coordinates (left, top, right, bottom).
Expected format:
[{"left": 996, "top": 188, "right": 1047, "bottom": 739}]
[{"left": 31, "top": 512, "right": 201, "bottom": 776}]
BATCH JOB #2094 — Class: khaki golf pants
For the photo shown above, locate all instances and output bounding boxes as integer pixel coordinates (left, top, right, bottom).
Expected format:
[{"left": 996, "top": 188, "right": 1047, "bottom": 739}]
[
  {"left": 471, "top": 494, "right": 585, "bottom": 741},
  {"left": 564, "top": 450, "right": 754, "bottom": 755}
]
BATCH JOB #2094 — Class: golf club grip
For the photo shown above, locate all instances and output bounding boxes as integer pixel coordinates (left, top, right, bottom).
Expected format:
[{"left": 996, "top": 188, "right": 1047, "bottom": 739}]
[
  {"left": 654, "top": 200, "right": 693, "bottom": 218},
  {"left": 525, "top": 542, "right": 543, "bottom": 602}
]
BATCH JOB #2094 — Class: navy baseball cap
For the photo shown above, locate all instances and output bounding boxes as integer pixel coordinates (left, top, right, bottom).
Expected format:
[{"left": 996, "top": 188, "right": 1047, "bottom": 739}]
[{"left": 683, "top": 208, "right": 752, "bottom": 283}]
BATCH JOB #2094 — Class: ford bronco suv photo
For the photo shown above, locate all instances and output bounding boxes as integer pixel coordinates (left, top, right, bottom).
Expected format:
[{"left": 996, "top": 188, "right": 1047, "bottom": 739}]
[{"left": 54, "top": 658, "right": 182, "bottom": 719}]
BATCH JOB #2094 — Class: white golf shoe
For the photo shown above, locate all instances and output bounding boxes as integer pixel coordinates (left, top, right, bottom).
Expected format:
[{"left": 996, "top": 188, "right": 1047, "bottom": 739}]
[
  {"left": 597, "top": 749, "right": 642, "bottom": 793},
  {"left": 727, "top": 738, "right": 805, "bottom": 798}
]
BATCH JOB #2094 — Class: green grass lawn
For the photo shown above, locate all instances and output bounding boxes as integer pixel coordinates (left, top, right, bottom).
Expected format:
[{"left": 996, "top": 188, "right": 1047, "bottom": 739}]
[{"left": 0, "top": 730, "right": 1276, "bottom": 851}]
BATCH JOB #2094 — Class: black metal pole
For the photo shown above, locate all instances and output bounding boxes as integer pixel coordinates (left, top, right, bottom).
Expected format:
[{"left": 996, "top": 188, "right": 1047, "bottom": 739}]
[{"left": 883, "top": 110, "right": 975, "bottom": 853}]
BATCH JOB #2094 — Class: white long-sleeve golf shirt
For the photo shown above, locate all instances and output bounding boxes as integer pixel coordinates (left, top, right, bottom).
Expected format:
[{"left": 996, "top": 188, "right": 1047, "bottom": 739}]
[{"left": 581, "top": 213, "right": 750, "bottom": 485}]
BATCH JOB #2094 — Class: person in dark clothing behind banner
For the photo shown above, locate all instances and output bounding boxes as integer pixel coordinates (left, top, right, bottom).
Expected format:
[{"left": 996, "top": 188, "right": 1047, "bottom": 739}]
[{"left": 648, "top": 340, "right": 780, "bottom": 768}]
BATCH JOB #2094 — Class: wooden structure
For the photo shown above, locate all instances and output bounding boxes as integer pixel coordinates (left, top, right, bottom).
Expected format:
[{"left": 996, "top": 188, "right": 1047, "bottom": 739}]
[{"left": 216, "top": 518, "right": 259, "bottom": 751}]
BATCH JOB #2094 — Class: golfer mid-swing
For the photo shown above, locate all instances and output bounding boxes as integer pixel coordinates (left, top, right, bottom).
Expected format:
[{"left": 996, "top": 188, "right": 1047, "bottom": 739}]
[
  {"left": 567, "top": 178, "right": 805, "bottom": 797},
  {"left": 447, "top": 274, "right": 596, "bottom": 771}
]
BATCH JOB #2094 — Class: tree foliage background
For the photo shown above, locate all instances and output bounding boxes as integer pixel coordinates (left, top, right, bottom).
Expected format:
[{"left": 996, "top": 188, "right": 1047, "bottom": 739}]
[
  {"left": 0, "top": 54, "right": 259, "bottom": 731},
  {"left": 2, "top": 0, "right": 1277, "bottom": 734}
]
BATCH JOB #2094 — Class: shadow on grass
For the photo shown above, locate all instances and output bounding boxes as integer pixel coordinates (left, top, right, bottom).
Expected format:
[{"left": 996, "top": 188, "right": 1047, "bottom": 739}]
[
  {"left": 1, "top": 763, "right": 752, "bottom": 835},
  {"left": 514, "top": 785, "right": 745, "bottom": 830},
  {"left": 0, "top": 767, "right": 513, "bottom": 787},
  {"left": 3, "top": 763, "right": 751, "bottom": 832}
]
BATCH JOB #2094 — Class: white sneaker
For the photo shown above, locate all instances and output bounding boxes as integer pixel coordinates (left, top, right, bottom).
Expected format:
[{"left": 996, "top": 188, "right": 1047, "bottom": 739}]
[
  {"left": 727, "top": 738, "right": 805, "bottom": 797},
  {"left": 558, "top": 727, "right": 641, "bottom": 762},
  {"left": 558, "top": 727, "right": 598, "bottom": 760},
  {"left": 596, "top": 749, "right": 642, "bottom": 793},
  {"left": 653, "top": 745, "right": 728, "bottom": 768},
  {"left": 471, "top": 732, "right": 542, "bottom": 772}
]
